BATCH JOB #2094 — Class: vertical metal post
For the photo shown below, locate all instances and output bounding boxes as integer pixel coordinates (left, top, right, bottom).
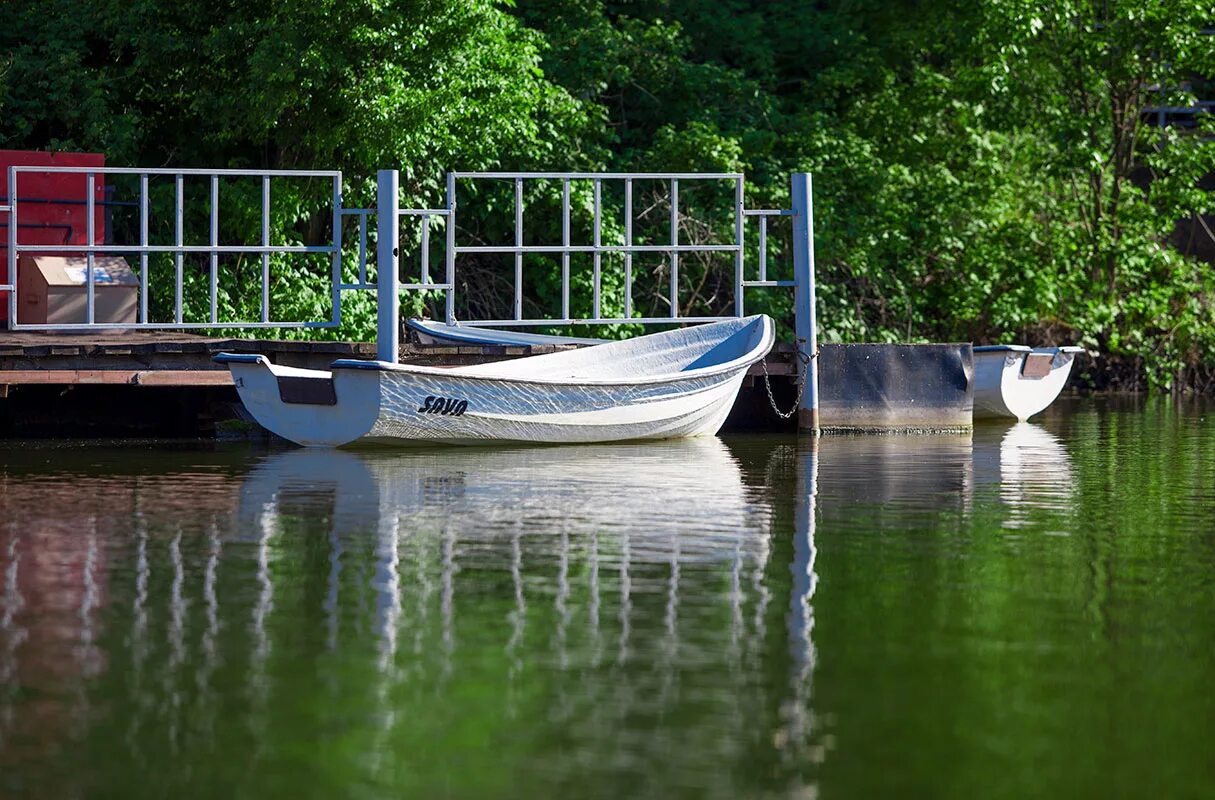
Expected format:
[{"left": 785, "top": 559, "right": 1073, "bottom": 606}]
[
  {"left": 331, "top": 174, "right": 343, "bottom": 326},
  {"left": 209, "top": 175, "right": 219, "bottom": 324},
  {"left": 174, "top": 174, "right": 183, "bottom": 324},
  {"left": 261, "top": 176, "right": 270, "bottom": 323},
  {"left": 358, "top": 213, "right": 368, "bottom": 286},
  {"left": 669, "top": 179, "right": 679, "bottom": 318},
  {"left": 139, "top": 174, "right": 148, "bottom": 324},
  {"left": 561, "top": 179, "right": 570, "bottom": 321},
  {"left": 377, "top": 170, "right": 400, "bottom": 363},
  {"left": 86, "top": 172, "right": 96, "bottom": 325},
  {"left": 420, "top": 214, "right": 430, "bottom": 284},
  {"left": 514, "top": 178, "right": 523, "bottom": 321},
  {"left": 444, "top": 172, "right": 456, "bottom": 324},
  {"left": 759, "top": 216, "right": 768, "bottom": 282},
  {"left": 734, "top": 177, "right": 745, "bottom": 317},
  {"left": 592, "top": 179, "right": 602, "bottom": 320},
  {"left": 624, "top": 179, "right": 632, "bottom": 320},
  {"left": 6, "top": 167, "right": 16, "bottom": 325},
  {"left": 790, "top": 172, "right": 820, "bottom": 434}
]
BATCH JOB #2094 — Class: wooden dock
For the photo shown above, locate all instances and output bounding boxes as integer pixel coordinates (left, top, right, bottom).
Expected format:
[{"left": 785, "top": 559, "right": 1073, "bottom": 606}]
[
  {"left": 0, "top": 331, "right": 800, "bottom": 436},
  {"left": 0, "top": 332, "right": 798, "bottom": 384}
]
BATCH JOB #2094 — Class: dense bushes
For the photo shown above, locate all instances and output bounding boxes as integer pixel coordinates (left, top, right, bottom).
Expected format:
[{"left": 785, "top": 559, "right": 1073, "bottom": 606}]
[{"left": 2, "top": 0, "right": 1212, "bottom": 388}]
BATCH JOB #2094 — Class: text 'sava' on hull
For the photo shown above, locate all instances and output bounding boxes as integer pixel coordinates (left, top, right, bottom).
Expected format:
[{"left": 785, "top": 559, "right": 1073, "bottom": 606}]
[
  {"left": 216, "top": 314, "right": 776, "bottom": 447},
  {"left": 973, "top": 345, "right": 1084, "bottom": 422}
]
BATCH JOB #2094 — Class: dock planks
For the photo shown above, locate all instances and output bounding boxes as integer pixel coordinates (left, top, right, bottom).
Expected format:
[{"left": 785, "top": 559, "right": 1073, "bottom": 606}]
[
  {"left": 0, "top": 369, "right": 235, "bottom": 386},
  {"left": 0, "top": 332, "right": 799, "bottom": 386}
]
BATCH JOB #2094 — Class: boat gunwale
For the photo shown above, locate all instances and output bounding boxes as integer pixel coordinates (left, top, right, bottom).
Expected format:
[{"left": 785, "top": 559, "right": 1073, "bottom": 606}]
[
  {"left": 973, "top": 345, "right": 1032, "bottom": 353},
  {"left": 974, "top": 345, "right": 1084, "bottom": 354}
]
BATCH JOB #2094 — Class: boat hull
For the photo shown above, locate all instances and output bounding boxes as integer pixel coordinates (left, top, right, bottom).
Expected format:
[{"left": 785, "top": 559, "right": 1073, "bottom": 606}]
[
  {"left": 973, "top": 346, "right": 1083, "bottom": 422},
  {"left": 361, "top": 368, "right": 744, "bottom": 445}
]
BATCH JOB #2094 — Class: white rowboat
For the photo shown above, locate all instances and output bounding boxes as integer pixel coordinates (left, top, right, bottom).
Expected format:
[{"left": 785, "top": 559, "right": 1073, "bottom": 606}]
[
  {"left": 972, "top": 345, "right": 1083, "bottom": 422},
  {"left": 216, "top": 314, "right": 775, "bottom": 447}
]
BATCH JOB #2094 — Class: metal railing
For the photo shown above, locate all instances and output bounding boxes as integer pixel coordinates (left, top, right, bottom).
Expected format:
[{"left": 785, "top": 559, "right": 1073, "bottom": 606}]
[
  {"left": 443, "top": 171, "right": 748, "bottom": 326},
  {"left": 1, "top": 165, "right": 820, "bottom": 428},
  {"left": 0, "top": 193, "right": 11, "bottom": 297},
  {"left": 339, "top": 206, "right": 451, "bottom": 293},
  {"left": 3, "top": 166, "right": 807, "bottom": 333},
  {"left": 374, "top": 168, "right": 819, "bottom": 427},
  {"left": 5, "top": 166, "right": 343, "bottom": 330}
]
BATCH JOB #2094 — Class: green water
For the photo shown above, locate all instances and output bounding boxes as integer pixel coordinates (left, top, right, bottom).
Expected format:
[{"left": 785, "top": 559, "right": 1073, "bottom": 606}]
[{"left": 1, "top": 399, "right": 1213, "bottom": 799}]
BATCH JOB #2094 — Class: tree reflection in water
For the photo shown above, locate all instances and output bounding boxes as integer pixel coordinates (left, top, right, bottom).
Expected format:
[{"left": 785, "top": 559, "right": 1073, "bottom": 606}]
[{"left": 0, "top": 427, "right": 1084, "bottom": 798}]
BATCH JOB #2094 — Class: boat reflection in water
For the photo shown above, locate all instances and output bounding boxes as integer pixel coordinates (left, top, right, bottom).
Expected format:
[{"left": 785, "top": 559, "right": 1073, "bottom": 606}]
[
  {"left": 812, "top": 423, "right": 1072, "bottom": 526},
  {"left": 972, "top": 422, "right": 1075, "bottom": 527},
  {"left": 0, "top": 423, "right": 1086, "bottom": 796},
  {"left": 0, "top": 439, "right": 815, "bottom": 795},
  {"left": 235, "top": 439, "right": 782, "bottom": 689},
  {"left": 113, "top": 437, "right": 818, "bottom": 796},
  {"left": 237, "top": 438, "right": 777, "bottom": 566}
]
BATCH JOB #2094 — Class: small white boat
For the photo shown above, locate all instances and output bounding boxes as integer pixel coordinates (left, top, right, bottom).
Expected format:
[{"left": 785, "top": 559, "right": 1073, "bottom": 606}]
[
  {"left": 216, "top": 314, "right": 774, "bottom": 447},
  {"left": 406, "top": 318, "right": 602, "bottom": 347},
  {"left": 972, "top": 345, "right": 1084, "bottom": 421}
]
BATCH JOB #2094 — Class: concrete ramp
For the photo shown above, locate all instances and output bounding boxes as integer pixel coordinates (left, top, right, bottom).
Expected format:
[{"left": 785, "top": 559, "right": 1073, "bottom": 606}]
[{"left": 818, "top": 343, "right": 973, "bottom": 432}]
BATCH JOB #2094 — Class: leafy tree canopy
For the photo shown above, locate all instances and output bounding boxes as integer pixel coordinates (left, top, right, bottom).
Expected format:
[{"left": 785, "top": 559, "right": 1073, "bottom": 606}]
[{"left": 2, "top": 0, "right": 1213, "bottom": 389}]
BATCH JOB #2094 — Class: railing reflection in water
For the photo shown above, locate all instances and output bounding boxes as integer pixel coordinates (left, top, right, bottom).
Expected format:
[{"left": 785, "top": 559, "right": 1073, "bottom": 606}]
[{"left": 0, "top": 425, "right": 1078, "bottom": 795}]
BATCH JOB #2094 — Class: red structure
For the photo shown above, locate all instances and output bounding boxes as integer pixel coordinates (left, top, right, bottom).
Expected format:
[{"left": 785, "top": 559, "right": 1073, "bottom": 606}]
[{"left": 0, "top": 150, "right": 107, "bottom": 323}]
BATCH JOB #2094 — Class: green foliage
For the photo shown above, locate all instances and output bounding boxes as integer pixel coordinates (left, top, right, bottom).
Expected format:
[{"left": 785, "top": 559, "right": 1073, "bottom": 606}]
[
  {"left": 517, "top": 0, "right": 1215, "bottom": 388},
  {"left": 2, "top": 0, "right": 1213, "bottom": 388},
  {"left": 0, "top": 0, "right": 605, "bottom": 337}
]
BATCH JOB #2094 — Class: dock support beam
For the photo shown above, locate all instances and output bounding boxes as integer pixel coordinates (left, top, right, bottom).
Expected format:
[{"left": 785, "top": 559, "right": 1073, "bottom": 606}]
[
  {"left": 790, "top": 172, "right": 820, "bottom": 434},
  {"left": 7, "top": 166, "right": 17, "bottom": 326},
  {"left": 376, "top": 169, "right": 400, "bottom": 363}
]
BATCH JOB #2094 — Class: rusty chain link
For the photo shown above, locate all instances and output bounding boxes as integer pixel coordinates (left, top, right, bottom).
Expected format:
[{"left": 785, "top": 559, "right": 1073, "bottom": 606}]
[{"left": 760, "top": 347, "right": 815, "bottom": 420}]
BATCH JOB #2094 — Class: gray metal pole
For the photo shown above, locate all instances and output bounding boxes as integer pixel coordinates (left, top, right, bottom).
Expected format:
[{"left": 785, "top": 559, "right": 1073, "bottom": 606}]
[
  {"left": 790, "top": 172, "right": 820, "bottom": 434},
  {"left": 6, "top": 167, "right": 16, "bottom": 326},
  {"left": 445, "top": 172, "right": 456, "bottom": 324},
  {"left": 376, "top": 169, "right": 400, "bottom": 363}
]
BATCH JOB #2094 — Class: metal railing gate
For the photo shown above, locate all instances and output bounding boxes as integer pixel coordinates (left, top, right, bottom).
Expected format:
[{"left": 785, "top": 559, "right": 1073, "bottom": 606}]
[
  {"left": 4, "top": 167, "right": 344, "bottom": 330},
  {"left": 2, "top": 166, "right": 818, "bottom": 428}
]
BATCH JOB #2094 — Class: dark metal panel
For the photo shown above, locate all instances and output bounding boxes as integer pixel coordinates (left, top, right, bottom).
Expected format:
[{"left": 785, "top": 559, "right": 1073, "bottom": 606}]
[
  {"left": 818, "top": 343, "right": 974, "bottom": 431},
  {"left": 277, "top": 375, "right": 337, "bottom": 406}
]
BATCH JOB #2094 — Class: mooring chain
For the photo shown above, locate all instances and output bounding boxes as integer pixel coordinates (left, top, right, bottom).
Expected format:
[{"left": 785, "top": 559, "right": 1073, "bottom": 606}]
[{"left": 761, "top": 347, "right": 816, "bottom": 420}]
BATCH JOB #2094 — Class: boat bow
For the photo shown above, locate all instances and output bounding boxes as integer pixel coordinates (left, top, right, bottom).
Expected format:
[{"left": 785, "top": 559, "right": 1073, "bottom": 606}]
[{"left": 214, "top": 353, "right": 382, "bottom": 446}]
